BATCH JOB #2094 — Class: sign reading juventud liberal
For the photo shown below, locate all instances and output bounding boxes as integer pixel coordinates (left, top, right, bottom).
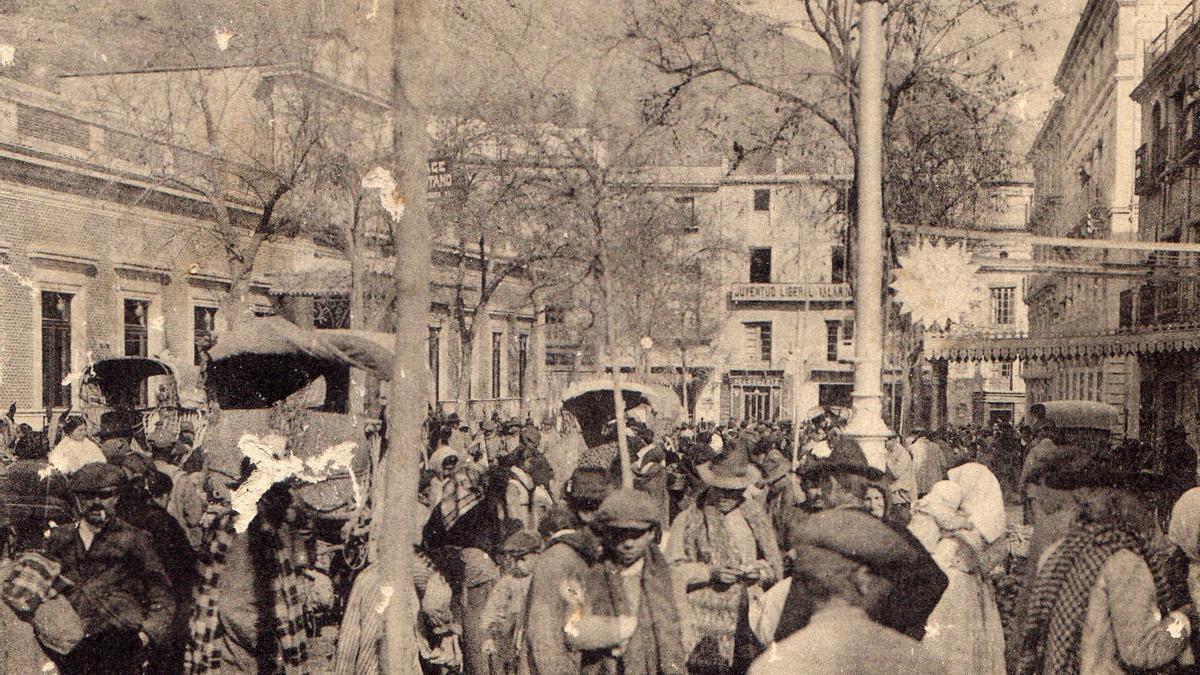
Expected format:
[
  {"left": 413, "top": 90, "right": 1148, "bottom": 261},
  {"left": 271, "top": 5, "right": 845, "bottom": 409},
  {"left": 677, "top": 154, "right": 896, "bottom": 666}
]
[{"left": 730, "top": 283, "right": 852, "bottom": 302}]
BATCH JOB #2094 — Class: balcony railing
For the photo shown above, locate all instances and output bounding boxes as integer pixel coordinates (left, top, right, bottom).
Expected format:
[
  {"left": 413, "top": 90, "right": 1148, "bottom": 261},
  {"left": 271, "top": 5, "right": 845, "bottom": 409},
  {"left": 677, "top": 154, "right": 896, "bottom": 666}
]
[
  {"left": 1127, "top": 276, "right": 1200, "bottom": 330},
  {"left": 1147, "top": 1, "right": 1200, "bottom": 71}
]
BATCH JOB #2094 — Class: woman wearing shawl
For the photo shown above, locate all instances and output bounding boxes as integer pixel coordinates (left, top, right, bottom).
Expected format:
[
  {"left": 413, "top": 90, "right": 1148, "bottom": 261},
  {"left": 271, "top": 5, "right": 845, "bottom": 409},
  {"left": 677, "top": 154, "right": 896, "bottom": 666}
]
[
  {"left": 909, "top": 464, "right": 1007, "bottom": 674},
  {"left": 423, "top": 463, "right": 503, "bottom": 675},
  {"left": 1015, "top": 448, "right": 1192, "bottom": 674},
  {"left": 665, "top": 442, "right": 783, "bottom": 674}
]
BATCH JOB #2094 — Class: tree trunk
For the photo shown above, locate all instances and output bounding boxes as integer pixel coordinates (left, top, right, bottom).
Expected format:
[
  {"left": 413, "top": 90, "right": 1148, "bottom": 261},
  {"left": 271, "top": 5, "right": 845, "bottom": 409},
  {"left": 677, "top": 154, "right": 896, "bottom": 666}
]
[
  {"left": 680, "top": 346, "right": 690, "bottom": 421},
  {"left": 348, "top": 232, "right": 367, "bottom": 413},
  {"left": 597, "top": 236, "right": 632, "bottom": 488},
  {"left": 378, "top": 0, "right": 431, "bottom": 671}
]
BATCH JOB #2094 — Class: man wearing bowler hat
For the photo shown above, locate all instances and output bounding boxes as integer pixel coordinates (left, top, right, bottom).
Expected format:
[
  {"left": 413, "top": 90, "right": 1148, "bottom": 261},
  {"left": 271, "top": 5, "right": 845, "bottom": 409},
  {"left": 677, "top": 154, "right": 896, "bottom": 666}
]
[
  {"left": 749, "top": 509, "right": 947, "bottom": 674},
  {"left": 45, "top": 461, "right": 175, "bottom": 674},
  {"left": 566, "top": 488, "right": 686, "bottom": 675}
]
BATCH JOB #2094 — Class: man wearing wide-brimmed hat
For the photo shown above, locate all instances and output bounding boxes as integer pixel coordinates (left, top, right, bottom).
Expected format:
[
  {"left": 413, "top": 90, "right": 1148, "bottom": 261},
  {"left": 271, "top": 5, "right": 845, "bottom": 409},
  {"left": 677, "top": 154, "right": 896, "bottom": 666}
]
[
  {"left": 748, "top": 509, "right": 947, "bottom": 674},
  {"left": 752, "top": 446, "right": 805, "bottom": 548},
  {"left": 1015, "top": 446, "right": 1193, "bottom": 674},
  {"left": 665, "top": 435, "right": 782, "bottom": 673},
  {"left": 566, "top": 488, "right": 686, "bottom": 675}
]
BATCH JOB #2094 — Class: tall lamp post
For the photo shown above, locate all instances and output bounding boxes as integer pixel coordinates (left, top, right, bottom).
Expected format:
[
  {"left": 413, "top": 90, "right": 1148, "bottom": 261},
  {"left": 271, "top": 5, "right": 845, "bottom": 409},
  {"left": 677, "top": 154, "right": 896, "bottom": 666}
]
[{"left": 843, "top": 0, "right": 893, "bottom": 470}]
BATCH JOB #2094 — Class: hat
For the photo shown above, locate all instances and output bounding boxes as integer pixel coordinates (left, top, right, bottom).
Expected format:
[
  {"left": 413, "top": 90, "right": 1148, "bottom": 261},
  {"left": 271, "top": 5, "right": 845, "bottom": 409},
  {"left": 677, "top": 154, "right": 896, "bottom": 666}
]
[
  {"left": 114, "top": 451, "right": 154, "bottom": 478},
  {"left": 146, "top": 427, "right": 177, "bottom": 451},
  {"left": 500, "top": 530, "right": 543, "bottom": 556},
  {"left": 519, "top": 426, "right": 542, "bottom": 448},
  {"left": 798, "top": 436, "right": 885, "bottom": 482},
  {"left": 594, "top": 488, "right": 660, "bottom": 530},
  {"left": 697, "top": 435, "right": 755, "bottom": 490},
  {"left": 69, "top": 462, "right": 125, "bottom": 493},
  {"left": 756, "top": 449, "right": 790, "bottom": 484},
  {"left": 179, "top": 420, "right": 196, "bottom": 433},
  {"left": 429, "top": 446, "right": 461, "bottom": 471},
  {"left": 788, "top": 508, "right": 921, "bottom": 582},
  {"left": 564, "top": 466, "right": 615, "bottom": 504},
  {"left": 480, "top": 419, "right": 498, "bottom": 433},
  {"left": 1043, "top": 444, "right": 1163, "bottom": 492}
]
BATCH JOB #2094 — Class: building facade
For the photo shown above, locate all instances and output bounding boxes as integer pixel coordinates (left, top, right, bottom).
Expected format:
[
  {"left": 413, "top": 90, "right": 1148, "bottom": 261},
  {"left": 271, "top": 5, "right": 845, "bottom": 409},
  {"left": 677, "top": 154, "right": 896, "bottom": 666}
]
[
  {"left": 623, "top": 162, "right": 853, "bottom": 424},
  {"left": 1022, "top": 0, "right": 1181, "bottom": 434},
  {"left": 1129, "top": 2, "right": 1200, "bottom": 446}
]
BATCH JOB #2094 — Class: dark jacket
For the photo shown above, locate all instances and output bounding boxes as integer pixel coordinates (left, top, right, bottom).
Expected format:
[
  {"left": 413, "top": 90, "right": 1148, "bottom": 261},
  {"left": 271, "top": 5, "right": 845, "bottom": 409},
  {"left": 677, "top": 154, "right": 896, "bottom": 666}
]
[
  {"left": 117, "top": 497, "right": 198, "bottom": 605},
  {"left": 520, "top": 530, "right": 602, "bottom": 675},
  {"left": 45, "top": 517, "right": 175, "bottom": 645}
]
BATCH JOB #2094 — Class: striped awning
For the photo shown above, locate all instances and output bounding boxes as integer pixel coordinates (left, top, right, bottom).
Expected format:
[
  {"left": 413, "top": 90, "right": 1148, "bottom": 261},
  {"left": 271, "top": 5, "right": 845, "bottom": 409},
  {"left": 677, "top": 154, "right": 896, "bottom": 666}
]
[{"left": 925, "top": 325, "right": 1200, "bottom": 362}]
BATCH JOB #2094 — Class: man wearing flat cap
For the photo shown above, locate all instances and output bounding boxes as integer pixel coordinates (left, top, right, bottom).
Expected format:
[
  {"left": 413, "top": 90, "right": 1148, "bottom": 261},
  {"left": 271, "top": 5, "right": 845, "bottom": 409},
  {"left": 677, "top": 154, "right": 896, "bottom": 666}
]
[
  {"left": 566, "top": 488, "right": 686, "bottom": 675},
  {"left": 749, "top": 509, "right": 947, "bottom": 674},
  {"left": 45, "top": 461, "right": 175, "bottom": 674}
]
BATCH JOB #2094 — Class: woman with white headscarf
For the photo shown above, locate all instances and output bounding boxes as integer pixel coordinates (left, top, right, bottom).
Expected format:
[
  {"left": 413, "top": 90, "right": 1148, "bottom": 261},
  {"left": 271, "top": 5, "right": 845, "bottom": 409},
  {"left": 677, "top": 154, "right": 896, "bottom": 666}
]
[
  {"left": 910, "top": 461, "right": 1007, "bottom": 675},
  {"left": 1168, "top": 487, "right": 1200, "bottom": 664}
]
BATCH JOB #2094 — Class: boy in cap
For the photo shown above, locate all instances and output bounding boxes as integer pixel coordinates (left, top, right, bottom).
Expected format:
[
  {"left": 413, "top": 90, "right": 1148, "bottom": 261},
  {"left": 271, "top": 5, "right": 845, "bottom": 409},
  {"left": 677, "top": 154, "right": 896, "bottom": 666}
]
[
  {"left": 482, "top": 530, "right": 542, "bottom": 673},
  {"left": 46, "top": 461, "right": 175, "bottom": 674},
  {"left": 566, "top": 488, "right": 686, "bottom": 675},
  {"left": 749, "top": 509, "right": 947, "bottom": 674}
]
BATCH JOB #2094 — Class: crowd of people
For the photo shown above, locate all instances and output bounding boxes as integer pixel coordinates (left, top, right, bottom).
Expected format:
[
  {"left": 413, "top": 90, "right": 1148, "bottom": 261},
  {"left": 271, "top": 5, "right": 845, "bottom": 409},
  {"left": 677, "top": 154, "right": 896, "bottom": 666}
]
[{"left": 2, "top": 397, "right": 1200, "bottom": 674}]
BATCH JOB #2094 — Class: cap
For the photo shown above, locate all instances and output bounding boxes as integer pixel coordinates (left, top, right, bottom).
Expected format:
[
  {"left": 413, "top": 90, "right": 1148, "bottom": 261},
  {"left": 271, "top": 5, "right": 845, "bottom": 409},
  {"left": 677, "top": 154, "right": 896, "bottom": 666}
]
[
  {"left": 756, "top": 449, "right": 790, "bottom": 484},
  {"left": 114, "top": 451, "right": 154, "bottom": 478},
  {"left": 69, "top": 462, "right": 125, "bottom": 493},
  {"left": 564, "top": 466, "right": 615, "bottom": 504},
  {"left": 789, "top": 508, "right": 922, "bottom": 582},
  {"left": 500, "top": 530, "right": 543, "bottom": 556},
  {"left": 594, "top": 488, "right": 660, "bottom": 530},
  {"left": 480, "top": 420, "right": 498, "bottom": 433}
]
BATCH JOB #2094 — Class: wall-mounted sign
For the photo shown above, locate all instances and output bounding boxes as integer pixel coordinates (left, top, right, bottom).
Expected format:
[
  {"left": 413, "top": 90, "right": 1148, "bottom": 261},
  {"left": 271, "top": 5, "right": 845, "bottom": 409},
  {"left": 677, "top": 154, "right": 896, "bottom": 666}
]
[
  {"left": 428, "top": 158, "right": 454, "bottom": 193},
  {"left": 730, "top": 283, "right": 852, "bottom": 303}
]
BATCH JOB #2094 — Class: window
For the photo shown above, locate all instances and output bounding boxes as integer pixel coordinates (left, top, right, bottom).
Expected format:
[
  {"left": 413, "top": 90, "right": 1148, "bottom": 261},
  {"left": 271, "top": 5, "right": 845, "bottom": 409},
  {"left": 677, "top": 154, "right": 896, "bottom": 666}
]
[
  {"left": 1119, "top": 289, "right": 1134, "bottom": 328},
  {"left": 831, "top": 244, "right": 847, "bottom": 283},
  {"left": 428, "top": 327, "right": 441, "bottom": 403},
  {"left": 998, "top": 362, "right": 1013, "bottom": 389},
  {"left": 826, "top": 320, "right": 840, "bottom": 361},
  {"left": 676, "top": 196, "right": 699, "bottom": 232},
  {"left": 753, "top": 189, "right": 770, "bottom": 211},
  {"left": 516, "top": 333, "right": 529, "bottom": 400},
  {"left": 42, "top": 291, "right": 72, "bottom": 408},
  {"left": 123, "top": 299, "right": 149, "bottom": 358},
  {"left": 491, "top": 331, "right": 503, "bottom": 399},
  {"left": 991, "top": 287, "right": 1015, "bottom": 325},
  {"left": 744, "top": 322, "right": 771, "bottom": 362},
  {"left": 194, "top": 306, "right": 217, "bottom": 365},
  {"left": 749, "top": 247, "right": 772, "bottom": 283}
]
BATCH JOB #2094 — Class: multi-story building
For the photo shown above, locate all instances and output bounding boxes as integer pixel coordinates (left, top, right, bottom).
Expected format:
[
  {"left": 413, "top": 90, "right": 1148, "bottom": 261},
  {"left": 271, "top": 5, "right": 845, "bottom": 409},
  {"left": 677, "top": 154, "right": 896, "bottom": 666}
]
[
  {"left": 0, "top": 0, "right": 548, "bottom": 426},
  {"left": 919, "top": 180, "right": 1035, "bottom": 428},
  {"left": 1021, "top": 0, "right": 1182, "bottom": 432},
  {"left": 1128, "top": 1, "right": 1200, "bottom": 445},
  {"left": 610, "top": 160, "right": 855, "bottom": 424}
]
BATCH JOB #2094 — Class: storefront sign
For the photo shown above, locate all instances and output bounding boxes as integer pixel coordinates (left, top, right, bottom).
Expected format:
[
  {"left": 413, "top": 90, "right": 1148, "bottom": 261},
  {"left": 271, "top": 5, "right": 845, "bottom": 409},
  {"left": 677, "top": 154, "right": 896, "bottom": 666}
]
[{"left": 730, "top": 283, "right": 852, "bottom": 303}]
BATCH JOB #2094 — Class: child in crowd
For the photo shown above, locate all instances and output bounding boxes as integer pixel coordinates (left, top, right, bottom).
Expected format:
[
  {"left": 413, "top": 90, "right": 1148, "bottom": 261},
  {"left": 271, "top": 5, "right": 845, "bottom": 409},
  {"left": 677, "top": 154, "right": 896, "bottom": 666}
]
[{"left": 481, "top": 530, "right": 542, "bottom": 674}]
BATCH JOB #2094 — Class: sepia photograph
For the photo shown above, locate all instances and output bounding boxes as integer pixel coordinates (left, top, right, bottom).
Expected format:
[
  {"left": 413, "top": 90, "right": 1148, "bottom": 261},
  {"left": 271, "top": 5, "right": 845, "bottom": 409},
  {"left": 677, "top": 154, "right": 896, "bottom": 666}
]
[{"left": 0, "top": 0, "right": 1198, "bottom": 672}]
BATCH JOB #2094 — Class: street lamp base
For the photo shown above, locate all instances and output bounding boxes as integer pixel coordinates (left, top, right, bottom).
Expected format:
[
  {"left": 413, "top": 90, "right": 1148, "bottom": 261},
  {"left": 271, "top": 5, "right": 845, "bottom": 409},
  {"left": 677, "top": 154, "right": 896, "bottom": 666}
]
[{"left": 844, "top": 396, "right": 893, "bottom": 472}]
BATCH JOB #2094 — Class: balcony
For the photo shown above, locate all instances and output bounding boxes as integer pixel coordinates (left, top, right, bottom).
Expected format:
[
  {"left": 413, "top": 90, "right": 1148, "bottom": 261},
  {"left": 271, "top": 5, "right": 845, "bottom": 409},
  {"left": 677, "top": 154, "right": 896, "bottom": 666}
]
[
  {"left": 1147, "top": 1, "right": 1200, "bottom": 72},
  {"left": 1127, "top": 275, "right": 1200, "bottom": 330},
  {"left": 1136, "top": 144, "right": 1156, "bottom": 195},
  {"left": 729, "top": 282, "right": 852, "bottom": 304}
]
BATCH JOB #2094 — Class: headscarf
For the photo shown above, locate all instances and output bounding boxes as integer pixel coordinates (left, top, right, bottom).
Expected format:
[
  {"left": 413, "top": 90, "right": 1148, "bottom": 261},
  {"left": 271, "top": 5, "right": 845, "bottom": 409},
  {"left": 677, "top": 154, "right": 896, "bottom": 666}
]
[
  {"left": 1168, "top": 487, "right": 1200, "bottom": 561},
  {"left": 439, "top": 463, "right": 484, "bottom": 531},
  {"left": 948, "top": 462, "right": 1007, "bottom": 544}
]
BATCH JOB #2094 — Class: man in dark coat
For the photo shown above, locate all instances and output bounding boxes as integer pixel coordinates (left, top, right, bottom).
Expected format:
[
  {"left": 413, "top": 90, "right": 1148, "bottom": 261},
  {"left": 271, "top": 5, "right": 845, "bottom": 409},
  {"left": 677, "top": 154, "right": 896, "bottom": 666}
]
[
  {"left": 520, "top": 466, "right": 613, "bottom": 675},
  {"left": 114, "top": 452, "right": 197, "bottom": 674},
  {"left": 46, "top": 462, "right": 175, "bottom": 674},
  {"left": 1163, "top": 425, "right": 1197, "bottom": 507}
]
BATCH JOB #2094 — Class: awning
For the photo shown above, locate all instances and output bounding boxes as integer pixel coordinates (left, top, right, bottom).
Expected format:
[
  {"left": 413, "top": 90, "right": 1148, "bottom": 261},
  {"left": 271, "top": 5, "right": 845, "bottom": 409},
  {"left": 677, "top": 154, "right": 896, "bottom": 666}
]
[{"left": 925, "top": 326, "right": 1200, "bottom": 362}]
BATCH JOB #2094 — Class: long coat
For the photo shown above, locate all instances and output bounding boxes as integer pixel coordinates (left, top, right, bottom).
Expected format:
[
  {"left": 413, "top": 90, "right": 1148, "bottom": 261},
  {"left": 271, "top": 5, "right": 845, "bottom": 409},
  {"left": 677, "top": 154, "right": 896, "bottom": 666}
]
[{"left": 519, "top": 530, "right": 601, "bottom": 675}]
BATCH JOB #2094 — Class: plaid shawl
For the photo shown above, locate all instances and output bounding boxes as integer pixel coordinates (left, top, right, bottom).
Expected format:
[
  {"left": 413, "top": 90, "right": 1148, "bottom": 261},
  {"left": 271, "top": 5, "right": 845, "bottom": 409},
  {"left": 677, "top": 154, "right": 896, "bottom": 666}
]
[
  {"left": 2, "top": 551, "right": 61, "bottom": 615},
  {"left": 1015, "top": 520, "right": 1172, "bottom": 675},
  {"left": 185, "top": 511, "right": 310, "bottom": 674}
]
